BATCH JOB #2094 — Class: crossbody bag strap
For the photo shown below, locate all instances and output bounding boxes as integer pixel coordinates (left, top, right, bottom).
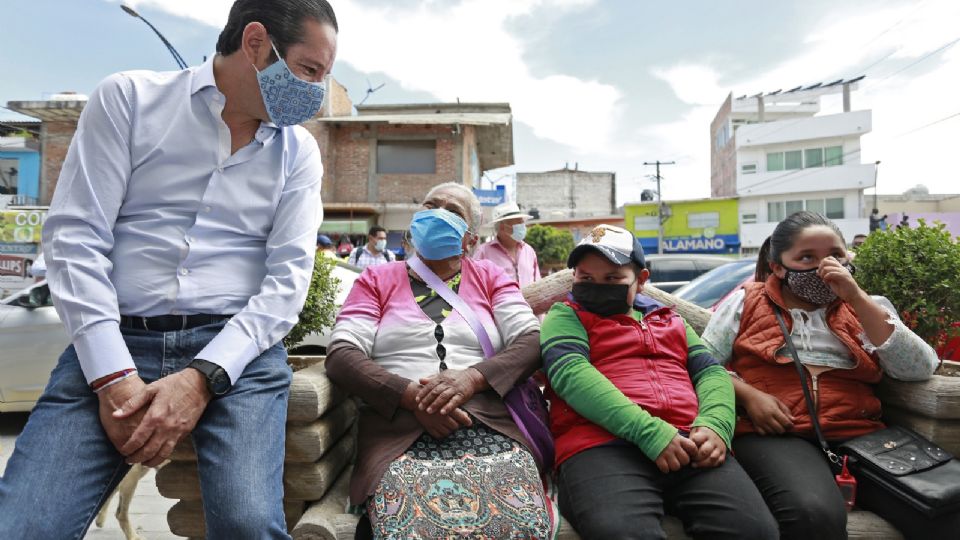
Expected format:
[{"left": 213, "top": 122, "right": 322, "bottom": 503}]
[
  {"left": 407, "top": 256, "right": 495, "bottom": 359},
  {"left": 773, "top": 307, "right": 841, "bottom": 468}
]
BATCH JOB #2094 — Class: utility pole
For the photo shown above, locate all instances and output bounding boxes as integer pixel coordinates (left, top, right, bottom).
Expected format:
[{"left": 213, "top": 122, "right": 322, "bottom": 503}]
[{"left": 643, "top": 160, "right": 675, "bottom": 254}]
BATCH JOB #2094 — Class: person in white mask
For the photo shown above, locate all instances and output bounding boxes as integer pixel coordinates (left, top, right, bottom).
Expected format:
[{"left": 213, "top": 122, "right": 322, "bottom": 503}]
[
  {"left": 349, "top": 225, "right": 395, "bottom": 270},
  {"left": 474, "top": 201, "right": 541, "bottom": 287}
]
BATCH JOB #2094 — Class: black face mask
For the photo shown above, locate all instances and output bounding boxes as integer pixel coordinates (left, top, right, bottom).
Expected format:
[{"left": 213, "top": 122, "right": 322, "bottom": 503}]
[{"left": 572, "top": 282, "right": 632, "bottom": 316}]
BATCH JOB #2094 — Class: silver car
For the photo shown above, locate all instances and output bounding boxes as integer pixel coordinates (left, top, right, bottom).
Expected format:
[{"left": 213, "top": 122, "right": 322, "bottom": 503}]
[
  {"left": 0, "top": 281, "right": 67, "bottom": 412},
  {"left": 0, "top": 260, "right": 361, "bottom": 412}
]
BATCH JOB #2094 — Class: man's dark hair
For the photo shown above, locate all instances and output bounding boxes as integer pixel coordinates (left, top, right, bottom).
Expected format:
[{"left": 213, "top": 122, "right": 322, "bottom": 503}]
[
  {"left": 216, "top": 0, "right": 338, "bottom": 58},
  {"left": 369, "top": 226, "right": 387, "bottom": 237},
  {"left": 853, "top": 233, "right": 868, "bottom": 240}
]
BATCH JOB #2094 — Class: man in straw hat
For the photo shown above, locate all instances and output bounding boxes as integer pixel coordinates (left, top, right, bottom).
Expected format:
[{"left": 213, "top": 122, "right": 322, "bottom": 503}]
[{"left": 474, "top": 201, "right": 541, "bottom": 287}]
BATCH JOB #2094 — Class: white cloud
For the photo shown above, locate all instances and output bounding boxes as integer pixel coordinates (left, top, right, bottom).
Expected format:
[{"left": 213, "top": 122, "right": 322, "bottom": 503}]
[
  {"left": 650, "top": 0, "right": 960, "bottom": 197},
  {"left": 126, "top": 0, "right": 622, "bottom": 153}
]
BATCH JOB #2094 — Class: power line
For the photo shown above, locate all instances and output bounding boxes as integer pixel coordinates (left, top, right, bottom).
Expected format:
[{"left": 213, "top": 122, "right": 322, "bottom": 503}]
[
  {"left": 866, "top": 33, "right": 960, "bottom": 88},
  {"left": 895, "top": 110, "right": 960, "bottom": 138}
]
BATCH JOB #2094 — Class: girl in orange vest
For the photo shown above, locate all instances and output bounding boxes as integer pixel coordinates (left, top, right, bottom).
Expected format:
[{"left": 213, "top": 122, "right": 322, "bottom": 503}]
[{"left": 702, "top": 211, "right": 953, "bottom": 539}]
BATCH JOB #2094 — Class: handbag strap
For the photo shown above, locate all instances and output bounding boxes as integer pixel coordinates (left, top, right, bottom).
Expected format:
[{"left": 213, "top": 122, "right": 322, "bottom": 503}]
[
  {"left": 407, "top": 256, "right": 495, "bottom": 359},
  {"left": 773, "top": 307, "right": 841, "bottom": 468}
]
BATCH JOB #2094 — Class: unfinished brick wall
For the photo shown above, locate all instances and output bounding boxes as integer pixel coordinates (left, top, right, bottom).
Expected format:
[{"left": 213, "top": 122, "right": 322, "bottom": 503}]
[{"left": 40, "top": 121, "right": 79, "bottom": 205}]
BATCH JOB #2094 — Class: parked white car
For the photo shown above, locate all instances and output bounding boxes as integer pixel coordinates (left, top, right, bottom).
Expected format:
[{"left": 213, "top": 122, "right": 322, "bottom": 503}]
[{"left": 0, "top": 260, "right": 361, "bottom": 412}]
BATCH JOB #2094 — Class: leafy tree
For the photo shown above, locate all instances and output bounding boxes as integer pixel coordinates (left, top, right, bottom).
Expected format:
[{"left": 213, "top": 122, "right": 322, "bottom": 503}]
[
  {"left": 854, "top": 220, "right": 960, "bottom": 351},
  {"left": 525, "top": 224, "right": 575, "bottom": 268},
  {"left": 284, "top": 253, "right": 341, "bottom": 348}
]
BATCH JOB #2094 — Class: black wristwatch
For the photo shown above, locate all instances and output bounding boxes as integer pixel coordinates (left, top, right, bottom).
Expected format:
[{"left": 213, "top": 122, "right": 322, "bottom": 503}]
[{"left": 188, "top": 359, "right": 232, "bottom": 398}]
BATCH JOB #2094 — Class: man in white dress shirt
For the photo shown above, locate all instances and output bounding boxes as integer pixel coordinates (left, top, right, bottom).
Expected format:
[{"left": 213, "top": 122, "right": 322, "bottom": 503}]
[{"left": 0, "top": 1, "right": 337, "bottom": 537}]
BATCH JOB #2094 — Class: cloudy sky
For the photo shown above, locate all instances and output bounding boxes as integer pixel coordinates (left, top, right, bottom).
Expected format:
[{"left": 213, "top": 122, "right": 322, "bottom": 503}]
[{"left": 3, "top": 0, "right": 958, "bottom": 204}]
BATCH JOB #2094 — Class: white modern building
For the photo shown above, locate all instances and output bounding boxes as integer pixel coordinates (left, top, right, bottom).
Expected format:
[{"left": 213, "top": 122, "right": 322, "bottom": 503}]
[{"left": 710, "top": 78, "right": 874, "bottom": 253}]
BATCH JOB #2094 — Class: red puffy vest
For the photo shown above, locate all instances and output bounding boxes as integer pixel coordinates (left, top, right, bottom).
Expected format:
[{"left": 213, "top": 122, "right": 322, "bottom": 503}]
[{"left": 547, "top": 301, "right": 699, "bottom": 465}]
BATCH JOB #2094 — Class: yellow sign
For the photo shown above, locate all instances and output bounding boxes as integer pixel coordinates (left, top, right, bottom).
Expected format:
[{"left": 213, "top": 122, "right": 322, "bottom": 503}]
[{"left": 0, "top": 209, "right": 48, "bottom": 243}]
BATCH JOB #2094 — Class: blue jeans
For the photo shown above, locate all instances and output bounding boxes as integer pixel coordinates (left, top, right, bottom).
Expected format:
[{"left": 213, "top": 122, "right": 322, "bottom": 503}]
[{"left": 0, "top": 321, "right": 293, "bottom": 540}]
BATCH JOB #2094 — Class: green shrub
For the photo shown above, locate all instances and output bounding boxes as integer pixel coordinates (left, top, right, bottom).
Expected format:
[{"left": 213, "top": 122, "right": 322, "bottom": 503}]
[
  {"left": 284, "top": 253, "right": 341, "bottom": 348},
  {"left": 525, "top": 224, "right": 575, "bottom": 267},
  {"left": 854, "top": 220, "right": 960, "bottom": 350}
]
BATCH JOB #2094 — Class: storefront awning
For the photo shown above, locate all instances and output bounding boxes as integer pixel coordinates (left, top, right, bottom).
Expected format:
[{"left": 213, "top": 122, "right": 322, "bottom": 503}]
[{"left": 318, "top": 218, "right": 374, "bottom": 235}]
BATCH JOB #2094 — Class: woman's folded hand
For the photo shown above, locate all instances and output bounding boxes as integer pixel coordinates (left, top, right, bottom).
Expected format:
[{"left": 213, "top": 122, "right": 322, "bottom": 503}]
[
  {"left": 417, "top": 368, "right": 488, "bottom": 414},
  {"left": 414, "top": 407, "right": 472, "bottom": 439}
]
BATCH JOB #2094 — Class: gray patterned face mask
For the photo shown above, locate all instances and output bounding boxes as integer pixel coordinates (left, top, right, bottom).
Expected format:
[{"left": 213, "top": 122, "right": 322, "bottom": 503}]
[{"left": 782, "top": 263, "right": 855, "bottom": 305}]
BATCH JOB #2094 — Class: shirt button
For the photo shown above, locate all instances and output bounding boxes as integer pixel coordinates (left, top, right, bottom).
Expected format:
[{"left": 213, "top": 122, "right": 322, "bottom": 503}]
[
  {"left": 204, "top": 206, "right": 212, "bottom": 213},
  {"left": 185, "top": 235, "right": 193, "bottom": 243},
  {"left": 217, "top": 165, "right": 224, "bottom": 173},
  {"left": 180, "top": 268, "right": 189, "bottom": 275}
]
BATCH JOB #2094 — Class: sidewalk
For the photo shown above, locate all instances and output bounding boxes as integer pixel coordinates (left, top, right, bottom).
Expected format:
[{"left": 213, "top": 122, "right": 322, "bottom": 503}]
[{"left": 1, "top": 413, "right": 178, "bottom": 540}]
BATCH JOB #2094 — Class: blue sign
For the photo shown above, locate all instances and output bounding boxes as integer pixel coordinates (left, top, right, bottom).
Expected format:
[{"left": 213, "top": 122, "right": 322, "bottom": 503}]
[
  {"left": 640, "top": 234, "right": 741, "bottom": 254},
  {"left": 473, "top": 186, "right": 506, "bottom": 207}
]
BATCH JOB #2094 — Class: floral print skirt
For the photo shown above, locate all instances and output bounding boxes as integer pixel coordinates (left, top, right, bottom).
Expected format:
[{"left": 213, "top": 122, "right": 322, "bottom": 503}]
[{"left": 367, "top": 424, "right": 552, "bottom": 539}]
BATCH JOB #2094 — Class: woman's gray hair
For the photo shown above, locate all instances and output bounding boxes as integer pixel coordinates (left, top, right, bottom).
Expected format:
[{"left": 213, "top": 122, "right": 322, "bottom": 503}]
[{"left": 424, "top": 182, "right": 483, "bottom": 231}]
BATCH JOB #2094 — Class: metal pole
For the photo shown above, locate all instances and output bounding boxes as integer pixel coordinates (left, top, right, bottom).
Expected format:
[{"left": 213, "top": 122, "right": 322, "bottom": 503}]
[
  {"left": 872, "top": 160, "right": 881, "bottom": 213},
  {"left": 643, "top": 160, "right": 675, "bottom": 254},
  {"left": 121, "top": 4, "right": 188, "bottom": 69}
]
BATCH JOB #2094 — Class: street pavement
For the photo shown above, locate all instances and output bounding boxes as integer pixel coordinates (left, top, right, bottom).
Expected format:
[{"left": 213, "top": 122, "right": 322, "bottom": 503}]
[{"left": 0, "top": 413, "right": 178, "bottom": 540}]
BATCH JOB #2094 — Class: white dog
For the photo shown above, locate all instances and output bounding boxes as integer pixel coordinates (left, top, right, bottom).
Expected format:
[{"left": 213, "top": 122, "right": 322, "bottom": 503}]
[{"left": 94, "top": 462, "right": 169, "bottom": 540}]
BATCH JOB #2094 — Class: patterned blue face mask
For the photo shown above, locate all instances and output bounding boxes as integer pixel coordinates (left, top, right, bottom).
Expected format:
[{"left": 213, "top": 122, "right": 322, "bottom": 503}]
[
  {"left": 409, "top": 209, "right": 468, "bottom": 261},
  {"left": 255, "top": 40, "right": 325, "bottom": 126}
]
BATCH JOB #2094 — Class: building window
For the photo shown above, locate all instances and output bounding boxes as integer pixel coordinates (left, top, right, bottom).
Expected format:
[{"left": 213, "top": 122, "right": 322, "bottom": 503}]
[
  {"left": 824, "top": 145, "right": 843, "bottom": 166},
  {"left": 785, "top": 200, "right": 804, "bottom": 215},
  {"left": 715, "top": 123, "right": 731, "bottom": 150},
  {"left": 633, "top": 216, "right": 659, "bottom": 231},
  {"left": 804, "top": 148, "right": 823, "bottom": 168},
  {"left": 376, "top": 140, "right": 437, "bottom": 174},
  {"left": 741, "top": 213, "right": 757, "bottom": 224},
  {"left": 825, "top": 197, "right": 844, "bottom": 219},
  {"left": 741, "top": 163, "right": 757, "bottom": 175},
  {"left": 784, "top": 150, "right": 802, "bottom": 170},
  {"left": 768, "top": 201, "right": 785, "bottom": 222},
  {"left": 806, "top": 199, "right": 825, "bottom": 215},
  {"left": 767, "top": 152, "right": 784, "bottom": 172},
  {"left": 688, "top": 212, "right": 720, "bottom": 229}
]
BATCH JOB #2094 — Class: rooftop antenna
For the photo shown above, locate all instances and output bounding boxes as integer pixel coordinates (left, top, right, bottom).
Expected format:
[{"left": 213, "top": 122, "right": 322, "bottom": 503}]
[{"left": 358, "top": 78, "right": 385, "bottom": 106}]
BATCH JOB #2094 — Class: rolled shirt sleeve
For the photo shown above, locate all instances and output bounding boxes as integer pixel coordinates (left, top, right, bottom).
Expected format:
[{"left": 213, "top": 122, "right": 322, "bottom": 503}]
[
  {"left": 42, "top": 73, "right": 136, "bottom": 384},
  {"left": 196, "top": 142, "right": 324, "bottom": 384}
]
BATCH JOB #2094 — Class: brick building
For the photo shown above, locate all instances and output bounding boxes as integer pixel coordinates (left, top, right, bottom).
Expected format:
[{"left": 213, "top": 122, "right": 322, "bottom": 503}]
[
  {"left": 516, "top": 165, "right": 616, "bottom": 220},
  {"left": 5, "top": 78, "right": 515, "bottom": 251},
  {"left": 309, "top": 81, "right": 514, "bottom": 239}
]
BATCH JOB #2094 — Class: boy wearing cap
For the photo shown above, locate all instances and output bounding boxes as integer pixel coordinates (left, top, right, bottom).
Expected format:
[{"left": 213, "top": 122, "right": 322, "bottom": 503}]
[
  {"left": 474, "top": 201, "right": 541, "bottom": 287},
  {"left": 542, "top": 225, "right": 776, "bottom": 539}
]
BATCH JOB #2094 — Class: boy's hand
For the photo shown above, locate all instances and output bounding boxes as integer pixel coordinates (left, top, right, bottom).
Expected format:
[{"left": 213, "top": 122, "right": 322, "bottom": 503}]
[
  {"left": 690, "top": 426, "right": 727, "bottom": 468},
  {"left": 743, "top": 387, "right": 795, "bottom": 435},
  {"left": 654, "top": 434, "right": 698, "bottom": 473}
]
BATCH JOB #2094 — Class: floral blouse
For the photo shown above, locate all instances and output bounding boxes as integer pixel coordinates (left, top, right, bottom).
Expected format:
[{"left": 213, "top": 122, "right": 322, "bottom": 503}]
[{"left": 701, "top": 289, "right": 939, "bottom": 381}]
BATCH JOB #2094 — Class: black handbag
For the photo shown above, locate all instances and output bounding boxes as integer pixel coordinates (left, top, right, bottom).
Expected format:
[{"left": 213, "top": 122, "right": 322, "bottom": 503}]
[{"left": 774, "top": 308, "right": 960, "bottom": 518}]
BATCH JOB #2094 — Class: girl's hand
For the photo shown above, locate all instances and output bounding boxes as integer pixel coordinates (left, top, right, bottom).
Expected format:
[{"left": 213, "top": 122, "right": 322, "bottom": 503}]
[
  {"left": 818, "top": 257, "right": 862, "bottom": 303},
  {"left": 743, "top": 387, "right": 795, "bottom": 435}
]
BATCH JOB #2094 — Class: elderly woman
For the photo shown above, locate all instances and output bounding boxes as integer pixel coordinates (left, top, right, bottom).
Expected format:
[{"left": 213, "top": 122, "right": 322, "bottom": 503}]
[{"left": 326, "top": 182, "right": 551, "bottom": 539}]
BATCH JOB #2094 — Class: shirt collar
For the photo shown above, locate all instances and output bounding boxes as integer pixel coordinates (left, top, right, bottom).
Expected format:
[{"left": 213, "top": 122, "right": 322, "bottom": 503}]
[{"left": 190, "top": 54, "right": 218, "bottom": 96}]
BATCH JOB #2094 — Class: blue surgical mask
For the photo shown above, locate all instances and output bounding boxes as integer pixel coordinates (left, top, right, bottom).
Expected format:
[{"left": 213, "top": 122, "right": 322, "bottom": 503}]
[
  {"left": 409, "top": 209, "right": 468, "bottom": 261},
  {"left": 255, "top": 40, "right": 326, "bottom": 126},
  {"left": 511, "top": 223, "right": 527, "bottom": 243}
]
